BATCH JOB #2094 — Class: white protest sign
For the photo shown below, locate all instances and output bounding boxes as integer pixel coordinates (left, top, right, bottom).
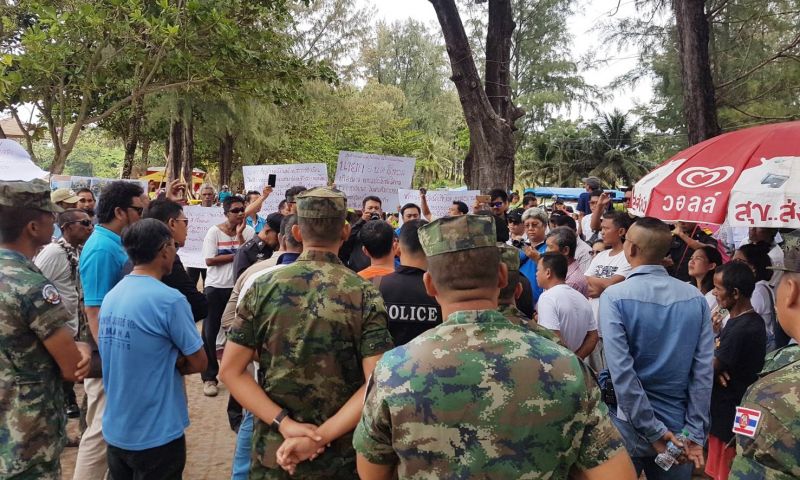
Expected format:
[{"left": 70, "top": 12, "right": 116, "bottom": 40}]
[
  {"left": 242, "top": 164, "right": 328, "bottom": 214},
  {"left": 0, "top": 139, "right": 48, "bottom": 181},
  {"left": 334, "top": 151, "right": 416, "bottom": 209},
  {"left": 398, "top": 189, "right": 481, "bottom": 219},
  {"left": 178, "top": 205, "right": 224, "bottom": 269}
]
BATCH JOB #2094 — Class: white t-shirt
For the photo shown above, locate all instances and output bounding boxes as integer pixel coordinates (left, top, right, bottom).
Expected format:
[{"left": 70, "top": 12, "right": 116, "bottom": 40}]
[
  {"left": 581, "top": 215, "right": 602, "bottom": 242},
  {"left": 575, "top": 238, "right": 593, "bottom": 273},
  {"left": 704, "top": 290, "right": 717, "bottom": 310},
  {"left": 585, "top": 248, "right": 632, "bottom": 330},
  {"left": 751, "top": 280, "right": 776, "bottom": 346},
  {"left": 202, "top": 224, "right": 255, "bottom": 289},
  {"left": 34, "top": 242, "right": 79, "bottom": 335},
  {"left": 537, "top": 284, "right": 596, "bottom": 352}
]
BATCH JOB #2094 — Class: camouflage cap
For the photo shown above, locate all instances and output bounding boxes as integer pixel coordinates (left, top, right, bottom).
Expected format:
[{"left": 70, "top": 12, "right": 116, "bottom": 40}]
[
  {"left": 498, "top": 243, "right": 520, "bottom": 272},
  {"left": 51, "top": 188, "right": 81, "bottom": 205},
  {"left": 419, "top": 214, "right": 496, "bottom": 257},
  {"left": 0, "top": 179, "right": 63, "bottom": 213},
  {"left": 296, "top": 186, "right": 347, "bottom": 219},
  {"left": 770, "top": 229, "right": 800, "bottom": 273}
]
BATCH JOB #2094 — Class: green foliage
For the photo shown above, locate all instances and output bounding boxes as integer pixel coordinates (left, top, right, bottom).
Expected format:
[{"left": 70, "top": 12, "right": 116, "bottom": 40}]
[{"left": 34, "top": 128, "right": 125, "bottom": 178}]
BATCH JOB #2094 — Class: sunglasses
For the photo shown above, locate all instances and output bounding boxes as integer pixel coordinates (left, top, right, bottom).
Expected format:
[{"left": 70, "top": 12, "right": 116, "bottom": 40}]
[
  {"left": 490, "top": 202, "right": 504, "bottom": 208},
  {"left": 127, "top": 206, "right": 144, "bottom": 215},
  {"left": 228, "top": 207, "right": 245, "bottom": 214},
  {"left": 62, "top": 219, "right": 93, "bottom": 228}
]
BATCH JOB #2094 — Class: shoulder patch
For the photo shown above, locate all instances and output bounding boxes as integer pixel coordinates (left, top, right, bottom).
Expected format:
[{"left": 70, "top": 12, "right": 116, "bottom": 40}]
[
  {"left": 42, "top": 284, "right": 61, "bottom": 305},
  {"left": 733, "top": 406, "right": 762, "bottom": 438}
]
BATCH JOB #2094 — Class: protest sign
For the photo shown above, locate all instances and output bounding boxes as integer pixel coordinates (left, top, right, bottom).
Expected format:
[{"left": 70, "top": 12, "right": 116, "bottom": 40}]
[
  {"left": 242, "top": 164, "right": 328, "bottom": 214},
  {"left": 0, "top": 139, "right": 48, "bottom": 181},
  {"left": 398, "top": 189, "right": 481, "bottom": 220},
  {"left": 178, "top": 205, "right": 224, "bottom": 269},
  {"left": 334, "top": 151, "right": 415, "bottom": 209},
  {"left": 50, "top": 175, "right": 147, "bottom": 201}
]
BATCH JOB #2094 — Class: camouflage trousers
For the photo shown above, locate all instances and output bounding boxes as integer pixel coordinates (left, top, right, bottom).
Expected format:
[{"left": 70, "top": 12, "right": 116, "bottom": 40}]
[{"left": 7, "top": 459, "right": 60, "bottom": 480}]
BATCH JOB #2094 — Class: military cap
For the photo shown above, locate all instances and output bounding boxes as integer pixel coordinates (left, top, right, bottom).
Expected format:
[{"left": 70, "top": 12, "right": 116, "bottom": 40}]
[
  {"left": 0, "top": 179, "right": 63, "bottom": 212},
  {"left": 419, "top": 214, "right": 496, "bottom": 257},
  {"left": 51, "top": 188, "right": 81, "bottom": 205},
  {"left": 769, "top": 229, "right": 800, "bottom": 273},
  {"left": 498, "top": 243, "right": 520, "bottom": 272},
  {"left": 296, "top": 186, "right": 347, "bottom": 219}
]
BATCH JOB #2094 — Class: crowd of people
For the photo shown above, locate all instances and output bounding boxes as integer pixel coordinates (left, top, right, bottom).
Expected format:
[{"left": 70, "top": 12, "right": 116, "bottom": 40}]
[{"left": 1, "top": 173, "right": 798, "bottom": 480}]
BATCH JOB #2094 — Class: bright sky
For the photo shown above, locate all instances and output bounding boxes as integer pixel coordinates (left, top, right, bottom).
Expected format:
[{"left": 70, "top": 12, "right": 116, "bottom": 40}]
[{"left": 369, "top": 0, "right": 655, "bottom": 121}]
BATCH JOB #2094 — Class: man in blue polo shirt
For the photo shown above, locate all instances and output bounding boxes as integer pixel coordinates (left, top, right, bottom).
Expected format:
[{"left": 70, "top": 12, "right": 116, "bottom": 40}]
[
  {"left": 74, "top": 181, "right": 144, "bottom": 480},
  {"left": 100, "top": 219, "right": 206, "bottom": 479}
]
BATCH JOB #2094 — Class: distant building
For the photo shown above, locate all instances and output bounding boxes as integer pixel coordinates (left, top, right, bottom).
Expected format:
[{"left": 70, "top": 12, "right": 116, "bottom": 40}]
[{"left": 0, "top": 117, "right": 28, "bottom": 142}]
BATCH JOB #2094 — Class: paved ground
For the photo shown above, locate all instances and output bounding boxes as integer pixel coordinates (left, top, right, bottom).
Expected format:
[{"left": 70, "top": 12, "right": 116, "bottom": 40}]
[{"left": 60, "top": 375, "right": 237, "bottom": 479}]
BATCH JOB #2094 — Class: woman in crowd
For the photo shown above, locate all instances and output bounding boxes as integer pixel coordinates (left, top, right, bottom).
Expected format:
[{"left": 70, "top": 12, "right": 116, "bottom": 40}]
[
  {"left": 688, "top": 245, "right": 724, "bottom": 308},
  {"left": 733, "top": 242, "right": 777, "bottom": 352}
]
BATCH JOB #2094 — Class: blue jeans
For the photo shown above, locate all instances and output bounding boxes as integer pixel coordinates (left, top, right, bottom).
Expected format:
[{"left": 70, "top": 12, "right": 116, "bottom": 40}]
[
  {"left": 611, "top": 413, "right": 693, "bottom": 480},
  {"left": 231, "top": 410, "right": 254, "bottom": 480}
]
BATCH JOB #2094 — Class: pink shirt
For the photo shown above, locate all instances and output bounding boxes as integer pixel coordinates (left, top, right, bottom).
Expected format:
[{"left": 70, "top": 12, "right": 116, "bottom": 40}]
[{"left": 566, "top": 261, "right": 589, "bottom": 297}]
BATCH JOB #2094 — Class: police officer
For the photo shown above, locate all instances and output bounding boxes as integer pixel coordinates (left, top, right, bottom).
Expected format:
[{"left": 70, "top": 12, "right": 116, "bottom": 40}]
[
  {"left": 353, "top": 214, "right": 636, "bottom": 479},
  {"left": 729, "top": 229, "right": 800, "bottom": 479},
  {"left": 220, "top": 186, "right": 394, "bottom": 479},
  {"left": 375, "top": 218, "right": 442, "bottom": 346},
  {"left": 0, "top": 179, "right": 91, "bottom": 479},
  {"left": 233, "top": 212, "right": 283, "bottom": 279}
]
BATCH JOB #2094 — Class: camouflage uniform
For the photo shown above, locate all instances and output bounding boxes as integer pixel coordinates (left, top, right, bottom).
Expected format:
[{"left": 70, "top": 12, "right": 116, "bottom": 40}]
[
  {"left": 730, "top": 230, "right": 800, "bottom": 479},
  {"left": 353, "top": 215, "right": 625, "bottom": 478},
  {"left": 0, "top": 180, "right": 71, "bottom": 480},
  {"left": 228, "top": 187, "right": 394, "bottom": 479}
]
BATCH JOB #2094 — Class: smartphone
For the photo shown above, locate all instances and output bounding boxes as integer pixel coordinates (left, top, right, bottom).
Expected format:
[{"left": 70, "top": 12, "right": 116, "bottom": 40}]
[
  {"left": 476, "top": 195, "right": 491, "bottom": 203},
  {"left": 267, "top": 174, "right": 277, "bottom": 188}
]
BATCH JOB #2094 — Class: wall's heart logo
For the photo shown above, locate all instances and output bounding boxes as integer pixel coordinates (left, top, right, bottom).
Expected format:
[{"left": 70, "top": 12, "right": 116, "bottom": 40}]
[{"left": 676, "top": 166, "right": 735, "bottom": 188}]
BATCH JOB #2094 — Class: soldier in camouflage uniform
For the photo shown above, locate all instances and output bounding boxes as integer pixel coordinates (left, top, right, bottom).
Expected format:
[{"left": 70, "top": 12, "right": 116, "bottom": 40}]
[
  {"left": 353, "top": 214, "right": 636, "bottom": 479},
  {"left": 730, "top": 229, "right": 800, "bottom": 479},
  {"left": 0, "top": 180, "right": 91, "bottom": 479},
  {"left": 221, "top": 186, "right": 394, "bottom": 479},
  {"left": 497, "top": 242, "right": 565, "bottom": 346}
]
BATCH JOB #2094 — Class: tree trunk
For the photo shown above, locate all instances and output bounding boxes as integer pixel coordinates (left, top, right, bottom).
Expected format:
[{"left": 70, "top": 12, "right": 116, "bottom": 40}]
[
  {"left": 430, "top": 0, "right": 520, "bottom": 191},
  {"left": 218, "top": 132, "right": 234, "bottom": 187},
  {"left": 673, "top": 0, "right": 720, "bottom": 144},
  {"left": 0, "top": 123, "right": 5, "bottom": 139},
  {"left": 180, "top": 116, "right": 194, "bottom": 183},
  {"left": 166, "top": 117, "right": 183, "bottom": 182},
  {"left": 121, "top": 94, "right": 145, "bottom": 179},
  {"left": 140, "top": 139, "right": 151, "bottom": 167}
]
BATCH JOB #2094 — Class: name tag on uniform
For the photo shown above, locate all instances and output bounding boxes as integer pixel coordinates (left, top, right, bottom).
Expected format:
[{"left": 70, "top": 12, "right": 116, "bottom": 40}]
[
  {"left": 732, "top": 406, "right": 762, "bottom": 438},
  {"left": 387, "top": 303, "right": 441, "bottom": 323}
]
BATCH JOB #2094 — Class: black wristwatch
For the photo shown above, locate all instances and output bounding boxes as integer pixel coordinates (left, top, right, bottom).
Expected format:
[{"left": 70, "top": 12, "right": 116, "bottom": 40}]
[{"left": 272, "top": 408, "right": 289, "bottom": 430}]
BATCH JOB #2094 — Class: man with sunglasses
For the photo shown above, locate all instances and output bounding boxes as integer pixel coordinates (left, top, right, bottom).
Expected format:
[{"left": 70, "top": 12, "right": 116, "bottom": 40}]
[
  {"left": 74, "top": 181, "right": 144, "bottom": 479},
  {"left": 34, "top": 208, "right": 94, "bottom": 421}
]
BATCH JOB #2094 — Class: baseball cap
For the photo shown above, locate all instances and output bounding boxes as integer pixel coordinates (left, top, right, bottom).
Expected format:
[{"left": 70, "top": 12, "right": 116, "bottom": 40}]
[
  {"left": 418, "top": 214, "right": 496, "bottom": 257},
  {"left": 51, "top": 188, "right": 81, "bottom": 205},
  {"left": 0, "top": 179, "right": 63, "bottom": 213},
  {"left": 582, "top": 176, "right": 602, "bottom": 190},
  {"left": 265, "top": 212, "right": 284, "bottom": 232}
]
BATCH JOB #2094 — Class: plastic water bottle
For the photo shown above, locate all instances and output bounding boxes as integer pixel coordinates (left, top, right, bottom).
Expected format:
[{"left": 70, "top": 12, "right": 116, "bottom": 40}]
[{"left": 655, "top": 430, "right": 688, "bottom": 471}]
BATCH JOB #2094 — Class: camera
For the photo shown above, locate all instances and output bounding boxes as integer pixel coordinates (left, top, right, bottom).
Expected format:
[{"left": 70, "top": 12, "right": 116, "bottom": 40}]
[{"left": 369, "top": 213, "right": 382, "bottom": 221}]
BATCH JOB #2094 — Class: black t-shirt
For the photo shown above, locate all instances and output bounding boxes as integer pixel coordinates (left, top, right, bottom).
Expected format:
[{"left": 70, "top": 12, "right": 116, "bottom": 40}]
[
  {"left": 517, "top": 272, "right": 535, "bottom": 319},
  {"left": 377, "top": 266, "right": 442, "bottom": 346},
  {"left": 710, "top": 311, "right": 767, "bottom": 442},
  {"left": 669, "top": 231, "right": 716, "bottom": 281}
]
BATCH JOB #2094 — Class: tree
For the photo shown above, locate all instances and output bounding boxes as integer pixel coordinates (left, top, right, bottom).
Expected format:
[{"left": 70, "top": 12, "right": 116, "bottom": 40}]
[{"left": 586, "top": 110, "right": 654, "bottom": 186}]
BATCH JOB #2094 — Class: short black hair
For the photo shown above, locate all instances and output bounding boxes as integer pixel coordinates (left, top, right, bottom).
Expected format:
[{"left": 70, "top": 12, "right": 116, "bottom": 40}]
[
  {"left": 0, "top": 206, "right": 51, "bottom": 242},
  {"left": 522, "top": 194, "right": 537, "bottom": 206},
  {"left": 452, "top": 201, "right": 469, "bottom": 214},
  {"left": 489, "top": 188, "right": 508, "bottom": 203},
  {"left": 285, "top": 186, "right": 306, "bottom": 201},
  {"left": 602, "top": 210, "right": 632, "bottom": 230},
  {"left": 122, "top": 218, "right": 174, "bottom": 265},
  {"left": 280, "top": 214, "right": 300, "bottom": 248},
  {"left": 399, "top": 219, "right": 428, "bottom": 255},
  {"left": 400, "top": 203, "right": 421, "bottom": 217},
  {"left": 245, "top": 190, "right": 260, "bottom": 202},
  {"left": 96, "top": 181, "right": 144, "bottom": 224},
  {"left": 549, "top": 214, "right": 577, "bottom": 231},
  {"left": 223, "top": 195, "right": 245, "bottom": 213},
  {"left": 278, "top": 199, "right": 287, "bottom": 212},
  {"left": 737, "top": 242, "right": 773, "bottom": 282},
  {"left": 58, "top": 208, "right": 88, "bottom": 228},
  {"left": 76, "top": 187, "right": 94, "bottom": 198},
  {"left": 715, "top": 261, "right": 756, "bottom": 298},
  {"left": 590, "top": 189, "right": 603, "bottom": 198},
  {"left": 143, "top": 198, "right": 183, "bottom": 223},
  {"left": 540, "top": 251, "right": 568, "bottom": 280},
  {"left": 362, "top": 195, "right": 382, "bottom": 208},
  {"left": 359, "top": 220, "right": 395, "bottom": 258}
]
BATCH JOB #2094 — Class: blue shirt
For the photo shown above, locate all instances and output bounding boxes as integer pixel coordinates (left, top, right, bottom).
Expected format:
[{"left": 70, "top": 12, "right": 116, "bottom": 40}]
[
  {"left": 80, "top": 225, "right": 131, "bottom": 307},
  {"left": 519, "top": 243, "right": 547, "bottom": 304},
  {"left": 99, "top": 275, "right": 203, "bottom": 450},
  {"left": 600, "top": 265, "right": 713, "bottom": 447},
  {"left": 246, "top": 215, "right": 265, "bottom": 233},
  {"left": 277, "top": 252, "right": 300, "bottom": 265}
]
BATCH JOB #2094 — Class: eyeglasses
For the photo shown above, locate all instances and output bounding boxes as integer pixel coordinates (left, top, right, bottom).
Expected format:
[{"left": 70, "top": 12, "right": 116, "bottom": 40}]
[
  {"left": 127, "top": 206, "right": 144, "bottom": 216},
  {"left": 490, "top": 202, "right": 504, "bottom": 208},
  {"left": 228, "top": 207, "right": 245, "bottom": 214},
  {"left": 175, "top": 218, "right": 189, "bottom": 225},
  {"left": 61, "top": 219, "right": 93, "bottom": 228}
]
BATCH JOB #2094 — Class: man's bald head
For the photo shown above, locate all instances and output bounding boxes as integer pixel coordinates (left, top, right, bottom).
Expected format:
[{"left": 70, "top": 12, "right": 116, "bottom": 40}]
[{"left": 627, "top": 217, "right": 672, "bottom": 264}]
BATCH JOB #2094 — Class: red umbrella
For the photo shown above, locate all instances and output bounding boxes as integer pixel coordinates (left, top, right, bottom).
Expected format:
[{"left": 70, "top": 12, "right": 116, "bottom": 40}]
[{"left": 630, "top": 121, "right": 800, "bottom": 227}]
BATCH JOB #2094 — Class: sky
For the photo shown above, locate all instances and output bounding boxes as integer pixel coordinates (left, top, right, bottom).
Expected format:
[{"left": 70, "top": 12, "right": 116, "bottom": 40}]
[{"left": 368, "top": 0, "right": 656, "bottom": 121}]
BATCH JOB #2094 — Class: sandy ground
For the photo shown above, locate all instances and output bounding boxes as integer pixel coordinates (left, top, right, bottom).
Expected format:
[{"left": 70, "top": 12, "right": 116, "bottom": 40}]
[{"left": 60, "top": 375, "right": 237, "bottom": 479}]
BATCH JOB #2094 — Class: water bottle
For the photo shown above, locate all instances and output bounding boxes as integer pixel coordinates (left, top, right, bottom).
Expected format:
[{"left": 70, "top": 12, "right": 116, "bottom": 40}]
[{"left": 654, "top": 430, "right": 688, "bottom": 471}]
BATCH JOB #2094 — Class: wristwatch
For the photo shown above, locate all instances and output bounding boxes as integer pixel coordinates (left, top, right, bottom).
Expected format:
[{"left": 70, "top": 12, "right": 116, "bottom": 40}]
[{"left": 272, "top": 408, "right": 289, "bottom": 430}]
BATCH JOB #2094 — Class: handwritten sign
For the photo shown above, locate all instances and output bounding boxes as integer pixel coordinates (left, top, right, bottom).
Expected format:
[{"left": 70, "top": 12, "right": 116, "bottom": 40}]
[
  {"left": 242, "top": 164, "right": 328, "bottom": 214},
  {"left": 334, "top": 151, "right": 416, "bottom": 209},
  {"left": 398, "top": 189, "right": 481, "bottom": 219},
  {"left": 178, "top": 205, "right": 224, "bottom": 269},
  {"left": 50, "top": 175, "right": 147, "bottom": 201}
]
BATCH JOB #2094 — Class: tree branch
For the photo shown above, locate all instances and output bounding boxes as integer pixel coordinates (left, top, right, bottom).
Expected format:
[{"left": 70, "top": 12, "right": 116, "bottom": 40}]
[
  {"left": 730, "top": 105, "right": 799, "bottom": 121},
  {"left": 717, "top": 32, "right": 800, "bottom": 90}
]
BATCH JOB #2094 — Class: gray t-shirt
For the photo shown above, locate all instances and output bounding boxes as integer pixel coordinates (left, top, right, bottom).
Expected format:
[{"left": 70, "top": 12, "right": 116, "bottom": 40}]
[{"left": 34, "top": 242, "right": 79, "bottom": 335}]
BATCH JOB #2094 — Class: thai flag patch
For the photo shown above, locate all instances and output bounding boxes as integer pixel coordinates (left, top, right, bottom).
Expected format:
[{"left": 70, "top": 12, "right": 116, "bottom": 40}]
[{"left": 732, "top": 406, "right": 762, "bottom": 438}]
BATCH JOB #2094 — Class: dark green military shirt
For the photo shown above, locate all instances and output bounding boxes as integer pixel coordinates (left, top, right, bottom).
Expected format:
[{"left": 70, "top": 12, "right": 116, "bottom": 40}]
[
  {"left": 730, "top": 344, "right": 800, "bottom": 479},
  {"left": 229, "top": 249, "right": 394, "bottom": 479},
  {"left": 0, "top": 248, "right": 72, "bottom": 477},
  {"left": 354, "top": 309, "right": 624, "bottom": 478}
]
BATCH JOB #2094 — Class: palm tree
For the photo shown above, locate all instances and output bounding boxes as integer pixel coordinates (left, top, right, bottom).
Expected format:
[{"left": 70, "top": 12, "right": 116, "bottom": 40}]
[{"left": 586, "top": 110, "right": 654, "bottom": 187}]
